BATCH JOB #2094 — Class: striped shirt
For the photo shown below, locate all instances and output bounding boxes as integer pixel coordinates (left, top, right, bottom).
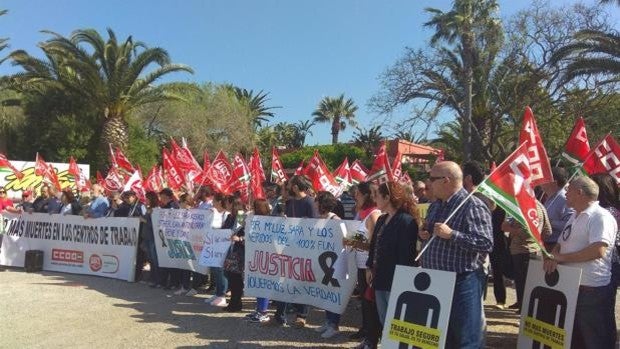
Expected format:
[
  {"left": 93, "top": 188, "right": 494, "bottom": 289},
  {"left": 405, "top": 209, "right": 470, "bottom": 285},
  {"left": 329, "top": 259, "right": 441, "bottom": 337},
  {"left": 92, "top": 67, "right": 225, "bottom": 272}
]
[{"left": 421, "top": 188, "right": 493, "bottom": 273}]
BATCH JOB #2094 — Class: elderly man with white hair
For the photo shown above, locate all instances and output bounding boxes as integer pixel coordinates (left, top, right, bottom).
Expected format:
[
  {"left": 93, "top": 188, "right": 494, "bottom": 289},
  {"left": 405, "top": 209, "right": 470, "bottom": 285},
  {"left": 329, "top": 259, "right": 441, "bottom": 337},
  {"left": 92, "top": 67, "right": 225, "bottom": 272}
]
[{"left": 544, "top": 176, "right": 618, "bottom": 348}]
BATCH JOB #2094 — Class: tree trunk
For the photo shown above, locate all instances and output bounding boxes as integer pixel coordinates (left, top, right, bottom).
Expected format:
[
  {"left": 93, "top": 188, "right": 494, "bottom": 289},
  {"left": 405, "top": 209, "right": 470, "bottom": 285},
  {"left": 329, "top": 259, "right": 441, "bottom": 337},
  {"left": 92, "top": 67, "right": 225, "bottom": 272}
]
[
  {"left": 331, "top": 117, "right": 340, "bottom": 144},
  {"left": 99, "top": 113, "right": 129, "bottom": 169}
]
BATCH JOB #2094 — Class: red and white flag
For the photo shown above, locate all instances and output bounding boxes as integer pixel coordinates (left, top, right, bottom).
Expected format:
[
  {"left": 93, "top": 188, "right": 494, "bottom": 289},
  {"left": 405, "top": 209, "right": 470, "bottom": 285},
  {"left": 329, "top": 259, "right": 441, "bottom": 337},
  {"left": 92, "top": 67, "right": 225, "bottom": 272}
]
[
  {"left": 582, "top": 134, "right": 620, "bottom": 184},
  {"left": 162, "top": 148, "right": 184, "bottom": 190},
  {"left": 391, "top": 151, "right": 403, "bottom": 181},
  {"left": 399, "top": 171, "right": 412, "bottom": 185},
  {"left": 0, "top": 153, "right": 24, "bottom": 180},
  {"left": 123, "top": 167, "right": 146, "bottom": 202},
  {"left": 144, "top": 165, "right": 165, "bottom": 193},
  {"left": 294, "top": 161, "right": 305, "bottom": 176},
  {"left": 230, "top": 153, "right": 251, "bottom": 201},
  {"left": 34, "top": 153, "right": 61, "bottom": 190},
  {"left": 249, "top": 149, "right": 266, "bottom": 200},
  {"left": 206, "top": 151, "right": 235, "bottom": 194},
  {"left": 561, "top": 117, "right": 590, "bottom": 165},
  {"left": 350, "top": 160, "right": 369, "bottom": 185},
  {"left": 271, "top": 147, "right": 288, "bottom": 185},
  {"left": 114, "top": 147, "right": 135, "bottom": 173},
  {"left": 367, "top": 142, "right": 392, "bottom": 184},
  {"left": 478, "top": 142, "right": 547, "bottom": 254},
  {"left": 304, "top": 151, "right": 342, "bottom": 197},
  {"left": 333, "top": 157, "right": 352, "bottom": 190},
  {"left": 170, "top": 138, "right": 202, "bottom": 178},
  {"left": 519, "top": 106, "right": 553, "bottom": 186},
  {"left": 103, "top": 166, "right": 124, "bottom": 193},
  {"left": 96, "top": 171, "right": 105, "bottom": 186},
  {"left": 68, "top": 156, "right": 90, "bottom": 192}
]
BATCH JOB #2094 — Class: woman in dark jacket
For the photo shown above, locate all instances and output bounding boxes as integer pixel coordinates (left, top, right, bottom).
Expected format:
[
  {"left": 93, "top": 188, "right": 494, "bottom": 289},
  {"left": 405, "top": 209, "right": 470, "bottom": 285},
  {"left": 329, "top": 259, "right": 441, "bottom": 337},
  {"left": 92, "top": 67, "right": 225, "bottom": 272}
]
[
  {"left": 223, "top": 195, "right": 248, "bottom": 312},
  {"left": 366, "top": 181, "right": 419, "bottom": 327}
]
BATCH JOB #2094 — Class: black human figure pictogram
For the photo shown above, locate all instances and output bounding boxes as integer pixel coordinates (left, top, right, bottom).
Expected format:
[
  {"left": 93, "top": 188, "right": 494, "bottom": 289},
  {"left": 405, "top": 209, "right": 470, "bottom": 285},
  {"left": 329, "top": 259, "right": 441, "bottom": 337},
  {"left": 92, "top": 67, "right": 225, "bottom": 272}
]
[
  {"left": 393, "top": 272, "right": 441, "bottom": 349},
  {"left": 527, "top": 270, "right": 567, "bottom": 349}
]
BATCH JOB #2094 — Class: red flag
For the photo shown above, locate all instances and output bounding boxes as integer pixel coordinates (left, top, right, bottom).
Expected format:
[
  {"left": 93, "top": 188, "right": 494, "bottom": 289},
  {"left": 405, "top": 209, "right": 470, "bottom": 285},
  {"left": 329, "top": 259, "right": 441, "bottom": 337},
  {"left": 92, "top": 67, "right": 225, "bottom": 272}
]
[
  {"left": 96, "top": 171, "right": 105, "bottom": 185},
  {"left": 519, "top": 106, "right": 553, "bottom": 186},
  {"left": 114, "top": 147, "right": 135, "bottom": 173},
  {"left": 203, "top": 151, "right": 212, "bottom": 172},
  {"left": 162, "top": 148, "right": 184, "bottom": 190},
  {"left": 392, "top": 151, "right": 403, "bottom": 181},
  {"left": 206, "top": 151, "right": 235, "bottom": 194},
  {"left": 367, "top": 142, "right": 392, "bottom": 184},
  {"left": 561, "top": 117, "right": 590, "bottom": 165},
  {"left": 304, "top": 151, "right": 342, "bottom": 197},
  {"left": 144, "top": 165, "right": 165, "bottom": 193},
  {"left": 108, "top": 144, "right": 118, "bottom": 169},
  {"left": 478, "top": 142, "right": 547, "bottom": 253},
  {"left": 350, "top": 160, "right": 369, "bottom": 184},
  {"left": 399, "top": 172, "right": 413, "bottom": 185},
  {"left": 249, "top": 148, "right": 266, "bottom": 183},
  {"left": 0, "top": 153, "right": 24, "bottom": 180},
  {"left": 123, "top": 167, "right": 146, "bottom": 202},
  {"left": 271, "top": 147, "right": 288, "bottom": 185},
  {"left": 103, "top": 167, "right": 124, "bottom": 193},
  {"left": 436, "top": 149, "right": 445, "bottom": 163},
  {"left": 582, "top": 134, "right": 620, "bottom": 184},
  {"left": 490, "top": 161, "right": 497, "bottom": 172},
  {"left": 68, "top": 157, "right": 90, "bottom": 192},
  {"left": 294, "top": 161, "right": 305, "bottom": 176},
  {"left": 170, "top": 138, "right": 201, "bottom": 176},
  {"left": 229, "top": 154, "right": 251, "bottom": 201},
  {"left": 35, "top": 153, "right": 61, "bottom": 190},
  {"left": 333, "top": 157, "right": 352, "bottom": 190}
]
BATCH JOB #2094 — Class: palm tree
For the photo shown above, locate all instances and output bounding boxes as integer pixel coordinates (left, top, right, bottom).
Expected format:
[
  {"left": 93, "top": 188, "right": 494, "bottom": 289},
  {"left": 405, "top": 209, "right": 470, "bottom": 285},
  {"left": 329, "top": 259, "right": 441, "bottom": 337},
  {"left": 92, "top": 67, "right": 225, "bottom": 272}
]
[
  {"left": 0, "top": 10, "right": 8, "bottom": 65},
  {"left": 8, "top": 28, "right": 193, "bottom": 158},
  {"left": 353, "top": 125, "right": 383, "bottom": 157},
  {"left": 232, "top": 87, "right": 280, "bottom": 128},
  {"left": 550, "top": 29, "right": 620, "bottom": 85},
  {"left": 312, "top": 94, "right": 358, "bottom": 144},
  {"left": 293, "top": 120, "right": 314, "bottom": 147}
]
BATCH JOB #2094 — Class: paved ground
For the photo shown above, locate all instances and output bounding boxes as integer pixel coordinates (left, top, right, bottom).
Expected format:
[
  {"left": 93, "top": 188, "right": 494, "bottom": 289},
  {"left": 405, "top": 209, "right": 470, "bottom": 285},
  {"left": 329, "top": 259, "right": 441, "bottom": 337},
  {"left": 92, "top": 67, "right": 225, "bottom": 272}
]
[{"left": 0, "top": 268, "right": 617, "bottom": 348}]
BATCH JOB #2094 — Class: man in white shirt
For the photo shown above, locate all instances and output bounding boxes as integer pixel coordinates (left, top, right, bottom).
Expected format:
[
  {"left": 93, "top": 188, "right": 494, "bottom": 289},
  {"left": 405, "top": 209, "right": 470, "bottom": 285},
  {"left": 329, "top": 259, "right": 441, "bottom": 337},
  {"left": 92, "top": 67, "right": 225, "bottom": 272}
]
[{"left": 544, "top": 176, "right": 617, "bottom": 348}]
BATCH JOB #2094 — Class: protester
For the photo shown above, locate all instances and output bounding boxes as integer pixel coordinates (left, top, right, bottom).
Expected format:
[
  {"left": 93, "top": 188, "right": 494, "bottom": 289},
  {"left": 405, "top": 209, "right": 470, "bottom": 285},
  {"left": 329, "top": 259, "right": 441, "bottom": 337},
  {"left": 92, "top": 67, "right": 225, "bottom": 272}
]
[
  {"left": 413, "top": 180, "right": 429, "bottom": 203},
  {"left": 195, "top": 186, "right": 214, "bottom": 210},
  {"left": 246, "top": 199, "right": 273, "bottom": 323},
  {"left": 543, "top": 176, "right": 617, "bottom": 348},
  {"left": 205, "top": 193, "right": 230, "bottom": 307},
  {"left": 46, "top": 186, "right": 62, "bottom": 214},
  {"left": 106, "top": 191, "right": 124, "bottom": 217},
  {"left": 540, "top": 167, "right": 573, "bottom": 251},
  {"left": 60, "top": 189, "right": 82, "bottom": 215},
  {"left": 419, "top": 161, "right": 493, "bottom": 348},
  {"left": 143, "top": 191, "right": 162, "bottom": 287},
  {"left": 366, "top": 181, "right": 419, "bottom": 328},
  {"left": 120, "top": 191, "right": 148, "bottom": 281},
  {"left": 33, "top": 184, "right": 51, "bottom": 213},
  {"left": 501, "top": 200, "right": 551, "bottom": 312},
  {"left": 223, "top": 196, "right": 247, "bottom": 312},
  {"left": 85, "top": 184, "right": 110, "bottom": 218},
  {"left": 0, "top": 186, "right": 20, "bottom": 213},
  {"left": 266, "top": 175, "right": 318, "bottom": 328},
  {"left": 343, "top": 182, "right": 382, "bottom": 349},
  {"left": 158, "top": 188, "right": 182, "bottom": 290},
  {"left": 15, "top": 190, "right": 35, "bottom": 212}
]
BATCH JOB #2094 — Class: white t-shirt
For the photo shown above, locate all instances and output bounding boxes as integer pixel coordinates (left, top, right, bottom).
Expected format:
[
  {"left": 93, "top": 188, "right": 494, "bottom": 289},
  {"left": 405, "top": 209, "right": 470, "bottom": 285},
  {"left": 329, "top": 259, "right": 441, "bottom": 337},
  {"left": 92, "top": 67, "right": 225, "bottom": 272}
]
[{"left": 558, "top": 201, "right": 618, "bottom": 287}]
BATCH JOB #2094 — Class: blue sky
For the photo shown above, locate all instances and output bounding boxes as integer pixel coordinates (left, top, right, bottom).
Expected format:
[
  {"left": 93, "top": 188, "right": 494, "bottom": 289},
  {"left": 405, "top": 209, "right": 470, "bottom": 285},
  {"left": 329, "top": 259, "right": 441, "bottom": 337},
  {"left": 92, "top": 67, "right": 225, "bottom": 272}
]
[{"left": 1, "top": 0, "right": 617, "bottom": 145}]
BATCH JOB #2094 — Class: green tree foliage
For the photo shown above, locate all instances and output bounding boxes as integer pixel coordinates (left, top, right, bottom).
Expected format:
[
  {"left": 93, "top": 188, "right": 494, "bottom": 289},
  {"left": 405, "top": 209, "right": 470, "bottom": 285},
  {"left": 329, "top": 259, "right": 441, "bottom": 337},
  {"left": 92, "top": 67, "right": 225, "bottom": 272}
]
[
  {"left": 352, "top": 126, "right": 384, "bottom": 157},
  {"left": 312, "top": 94, "right": 358, "bottom": 145},
  {"left": 229, "top": 87, "right": 280, "bottom": 129},
  {"left": 280, "top": 144, "right": 367, "bottom": 170}
]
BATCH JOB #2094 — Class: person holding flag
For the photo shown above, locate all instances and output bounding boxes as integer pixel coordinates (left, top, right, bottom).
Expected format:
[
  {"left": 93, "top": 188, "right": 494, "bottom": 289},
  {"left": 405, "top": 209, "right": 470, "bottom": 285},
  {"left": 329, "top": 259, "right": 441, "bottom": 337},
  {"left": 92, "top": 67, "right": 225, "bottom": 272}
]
[{"left": 418, "top": 161, "right": 493, "bottom": 348}]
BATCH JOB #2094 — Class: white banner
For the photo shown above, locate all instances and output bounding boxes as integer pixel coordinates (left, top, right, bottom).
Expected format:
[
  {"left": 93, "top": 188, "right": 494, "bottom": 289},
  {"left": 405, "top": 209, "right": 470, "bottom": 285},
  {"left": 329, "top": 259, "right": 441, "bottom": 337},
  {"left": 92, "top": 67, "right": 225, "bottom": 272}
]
[
  {"left": 0, "top": 160, "right": 90, "bottom": 200},
  {"left": 517, "top": 260, "right": 581, "bottom": 349},
  {"left": 198, "top": 229, "right": 233, "bottom": 268},
  {"left": 381, "top": 266, "right": 456, "bottom": 349},
  {"left": 244, "top": 215, "right": 358, "bottom": 314},
  {"left": 0, "top": 212, "right": 139, "bottom": 281}
]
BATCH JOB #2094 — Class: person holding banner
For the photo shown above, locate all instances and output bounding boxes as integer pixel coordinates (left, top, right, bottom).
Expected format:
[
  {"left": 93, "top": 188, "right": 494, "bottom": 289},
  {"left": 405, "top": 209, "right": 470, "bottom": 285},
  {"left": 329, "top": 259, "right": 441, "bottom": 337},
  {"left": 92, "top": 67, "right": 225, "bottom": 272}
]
[
  {"left": 85, "top": 184, "right": 110, "bottom": 218},
  {"left": 0, "top": 187, "right": 19, "bottom": 214},
  {"left": 205, "top": 193, "right": 231, "bottom": 307},
  {"left": 366, "top": 181, "right": 419, "bottom": 328},
  {"left": 223, "top": 196, "right": 247, "bottom": 312},
  {"left": 419, "top": 161, "right": 493, "bottom": 349},
  {"left": 543, "top": 176, "right": 617, "bottom": 348},
  {"left": 540, "top": 167, "right": 573, "bottom": 251}
]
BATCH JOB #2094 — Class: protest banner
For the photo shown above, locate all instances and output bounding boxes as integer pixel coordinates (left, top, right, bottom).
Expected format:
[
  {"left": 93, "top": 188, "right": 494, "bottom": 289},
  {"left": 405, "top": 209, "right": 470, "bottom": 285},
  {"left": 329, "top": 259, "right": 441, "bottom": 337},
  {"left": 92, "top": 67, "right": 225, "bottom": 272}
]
[
  {"left": 198, "top": 228, "right": 233, "bottom": 268},
  {"left": 0, "top": 160, "right": 90, "bottom": 200},
  {"left": 518, "top": 260, "right": 581, "bottom": 349},
  {"left": 0, "top": 212, "right": 139, "bottom": 281},
  {"left": 244, "top": 215, "right": 358, "bottom": 314},
  {"left": 381, "top": 265, "right": 455, "bottom": 349}
]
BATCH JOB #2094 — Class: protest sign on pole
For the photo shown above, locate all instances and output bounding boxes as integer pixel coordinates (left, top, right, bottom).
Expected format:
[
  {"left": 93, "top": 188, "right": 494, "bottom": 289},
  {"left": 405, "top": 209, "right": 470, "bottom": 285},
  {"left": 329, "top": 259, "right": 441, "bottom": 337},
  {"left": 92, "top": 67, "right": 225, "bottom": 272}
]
[
  {"left": 381, "top": 265, "right": 456, "bottom": 349},
  {"left": 517, "top": 260, "right": 581, "bottom": 349},
  {"left": 0, "top": 212, "right": 139, "bottom": 281},
  {"left": 244, "top": 215, "right": 358, "bottom": 314}
]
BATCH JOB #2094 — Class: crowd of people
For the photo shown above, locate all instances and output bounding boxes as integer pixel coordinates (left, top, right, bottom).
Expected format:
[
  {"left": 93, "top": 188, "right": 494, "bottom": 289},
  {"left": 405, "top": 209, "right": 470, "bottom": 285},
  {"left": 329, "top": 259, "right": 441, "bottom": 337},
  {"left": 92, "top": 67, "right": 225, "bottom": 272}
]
[{"left": 0, "top": 159, "right": 618, "bottom": 349}]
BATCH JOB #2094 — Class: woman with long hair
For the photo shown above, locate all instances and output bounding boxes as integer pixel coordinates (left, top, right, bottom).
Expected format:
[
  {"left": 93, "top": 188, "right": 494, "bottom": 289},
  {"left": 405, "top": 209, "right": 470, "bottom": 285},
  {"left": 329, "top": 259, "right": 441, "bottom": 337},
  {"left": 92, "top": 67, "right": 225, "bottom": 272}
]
[
  {"left": 205, "top": 193, "right": 232, "bottom": 307},
  {"left": 366, "top": 181, "right": 419, "bottom": 328}
]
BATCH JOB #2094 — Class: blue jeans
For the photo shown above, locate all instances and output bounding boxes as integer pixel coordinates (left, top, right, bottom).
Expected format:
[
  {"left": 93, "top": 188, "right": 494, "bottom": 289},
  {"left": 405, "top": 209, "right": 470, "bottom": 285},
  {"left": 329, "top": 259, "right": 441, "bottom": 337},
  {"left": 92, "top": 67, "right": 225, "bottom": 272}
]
[
  {"left": 446, "top": 268, "right": 486, "bottom": 349},
  {"left": 210, "top": 267, "right": 228, "bottom": 297},
  {"left": 256, "top": 297, "right": 269, "bottom": 313},
  {"left": 374, "top": 290, "right": 390, "bottom": 326},
  {"left": 273, "top": 302, "right": 309, "bottom": 324},
  {"left": 572, "top": 283, "right": 616, "bottom": 348},
  {"left": 325, "top": 311, "right": 341, "bottom": 328}
]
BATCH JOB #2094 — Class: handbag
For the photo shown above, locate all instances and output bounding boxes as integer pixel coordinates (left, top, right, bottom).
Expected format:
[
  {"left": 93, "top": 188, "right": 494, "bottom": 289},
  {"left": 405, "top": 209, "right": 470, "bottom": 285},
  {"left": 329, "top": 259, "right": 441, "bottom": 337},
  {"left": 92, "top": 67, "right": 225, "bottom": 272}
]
[{"left": 223, "top": 243, "right": 245, "bottom": 274}]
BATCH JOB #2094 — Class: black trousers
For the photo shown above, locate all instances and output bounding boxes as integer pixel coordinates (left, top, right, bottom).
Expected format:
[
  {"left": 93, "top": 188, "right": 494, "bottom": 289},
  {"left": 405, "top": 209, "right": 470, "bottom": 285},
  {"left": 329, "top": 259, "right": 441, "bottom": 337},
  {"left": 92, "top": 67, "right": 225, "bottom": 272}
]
[
  {"left": 225, "top": 271, "right": 243, "bottom": 309},
  {"left": 358, "top": 268, "right": 381, "bottom": 346}
]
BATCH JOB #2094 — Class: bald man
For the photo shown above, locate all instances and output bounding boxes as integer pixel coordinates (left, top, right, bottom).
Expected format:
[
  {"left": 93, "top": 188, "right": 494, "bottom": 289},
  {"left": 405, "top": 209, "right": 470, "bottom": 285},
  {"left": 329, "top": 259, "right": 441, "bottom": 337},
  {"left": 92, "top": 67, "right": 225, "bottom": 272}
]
[{"left": 419, "top": 161, "right": 493, "bottom": 348}]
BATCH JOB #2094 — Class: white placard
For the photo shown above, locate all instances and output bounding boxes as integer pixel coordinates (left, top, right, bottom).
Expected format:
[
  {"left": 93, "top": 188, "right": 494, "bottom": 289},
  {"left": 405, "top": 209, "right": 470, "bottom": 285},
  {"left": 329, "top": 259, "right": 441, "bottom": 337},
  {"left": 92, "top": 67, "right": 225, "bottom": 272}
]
[
  {"left": 0, "top": 212, "right": 139, "bottom": 281},
  {"left": 517, "top": 260, "right": 581, "bottom": 349},
  {"left": 244, "top": 215, "right": 358, "bottom": 314},
  {"left": 381, "top": 266, "right": 456, "bottom": 349}
]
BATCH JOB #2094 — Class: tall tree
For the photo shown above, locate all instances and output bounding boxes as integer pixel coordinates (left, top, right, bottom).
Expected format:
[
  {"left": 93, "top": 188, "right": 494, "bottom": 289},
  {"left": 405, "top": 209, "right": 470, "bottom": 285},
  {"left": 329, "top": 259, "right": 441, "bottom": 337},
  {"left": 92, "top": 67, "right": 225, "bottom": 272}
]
[
  {"left": 352, "top": 126, "right": 383, "bottom": 157},
  {"left": 231, "top": 87, "right": 280, "bottom": 128},
  {"left": 293, "top": 120, "right": 315, "bottom": 147},
  {"left": 312, "top": 94, "right": 358, "bottom": 144},
  {"left": 8, "top": 28, "right": 193, "bottom": 167}
]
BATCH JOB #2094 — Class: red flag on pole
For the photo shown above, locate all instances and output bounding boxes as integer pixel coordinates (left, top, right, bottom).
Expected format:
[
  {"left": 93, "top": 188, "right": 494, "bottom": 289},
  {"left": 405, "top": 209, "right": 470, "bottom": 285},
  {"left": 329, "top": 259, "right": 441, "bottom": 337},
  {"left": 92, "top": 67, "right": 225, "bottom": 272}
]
[
  {"left": 35, "top": 153, "right": 61, "bottom": 191},
  {"left": 162, "top": 148, "right": 184, "bottom": 190},
  {"left": 230, "top": 153, "right": 251, "bottom": 201},
  {"left": 249, "top": 148, "right": 266, "bottom": 184},
  {"left": 271, "top": 147, "right": 288, "bottom": 185},
  {"left": 333, "top": 157, "right": 352, "bottom": 190},
  {"left": 294, "top": 161, "right": 305, "bottom": 176},
  {"left": 582, "top": 134, "right": 620, "bottom": 184},
  {"left": 519, "top": 106, "right": 553, "bottom": 186},
  {"left": 96, "top": 171, "right": 105, "bottom": 185},
  {"left": 0, "top": 153, "right": 24, "bottom": 180},
  {"left": 170, "top": 138, "right": 202, "bottom": 176},
  {"left": 391, "top": 151, "right": 403, "bottom": 181},
  {"left": 206, "top": 151, "right": 235, "bottom": 194},
  {"left": 203, "top": 151, "right": 211, "bottom": 171},
  {"left": 561, "top": 117, "right": 590, "bottom": 165},
  {"left": 350, "top": 160, "right": 369, "bottom": 185},
  {"left": 114, "top": 147, "right": 135, "bottom": 173},
  {"left": 304, "top": 151, "right": 342, "bottom": 197},
  {"left": 68, "top": 157, "right": 90, "bottom": 192},
  {"left": 144, "top": 165, "right": 165, "bottom": 193},
  {"left": 103, "top": 167, "right": 124, "bottom": 193},
  {"left": 478, "top": 142, "right": 547, "bottom": 254},
  {"left": 367, "top": 142, "right": 392, "bottom": 184},
  {"left": 123, "top": 167, "right": 146, "bottom": 202}
]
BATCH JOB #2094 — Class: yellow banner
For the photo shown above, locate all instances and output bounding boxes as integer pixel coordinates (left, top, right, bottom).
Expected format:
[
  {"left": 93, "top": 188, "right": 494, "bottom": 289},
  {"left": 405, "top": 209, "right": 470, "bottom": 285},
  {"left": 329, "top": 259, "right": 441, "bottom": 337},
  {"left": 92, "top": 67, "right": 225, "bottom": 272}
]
[
  {"left": 388, "top": 318, "right": 441, "bottom": 349},
  {"left": 523, "top": 316, "right": 565, "bottom": 349}
]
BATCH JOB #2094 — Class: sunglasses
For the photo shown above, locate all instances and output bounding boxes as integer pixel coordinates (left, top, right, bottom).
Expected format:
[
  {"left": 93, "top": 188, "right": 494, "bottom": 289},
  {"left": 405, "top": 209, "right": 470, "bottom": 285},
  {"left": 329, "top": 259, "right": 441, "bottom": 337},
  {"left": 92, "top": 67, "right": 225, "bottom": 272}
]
[
  {"left": 428, "top": 176, "right": 447, "bottom": 182},
  {"left": 0, "top": 191, "right": 6, "bottom": 194}
]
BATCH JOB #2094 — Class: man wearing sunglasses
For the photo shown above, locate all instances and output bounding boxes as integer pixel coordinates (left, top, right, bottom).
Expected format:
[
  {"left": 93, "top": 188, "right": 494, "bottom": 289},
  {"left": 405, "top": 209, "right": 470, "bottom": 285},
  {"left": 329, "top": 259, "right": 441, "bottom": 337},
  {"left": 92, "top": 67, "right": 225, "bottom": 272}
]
[
  {"left": 0, "top": 187, "right": 20, "bottom": 214},
  {"left": 543, "top": 176, "right": 617, "bottom": 348}
]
